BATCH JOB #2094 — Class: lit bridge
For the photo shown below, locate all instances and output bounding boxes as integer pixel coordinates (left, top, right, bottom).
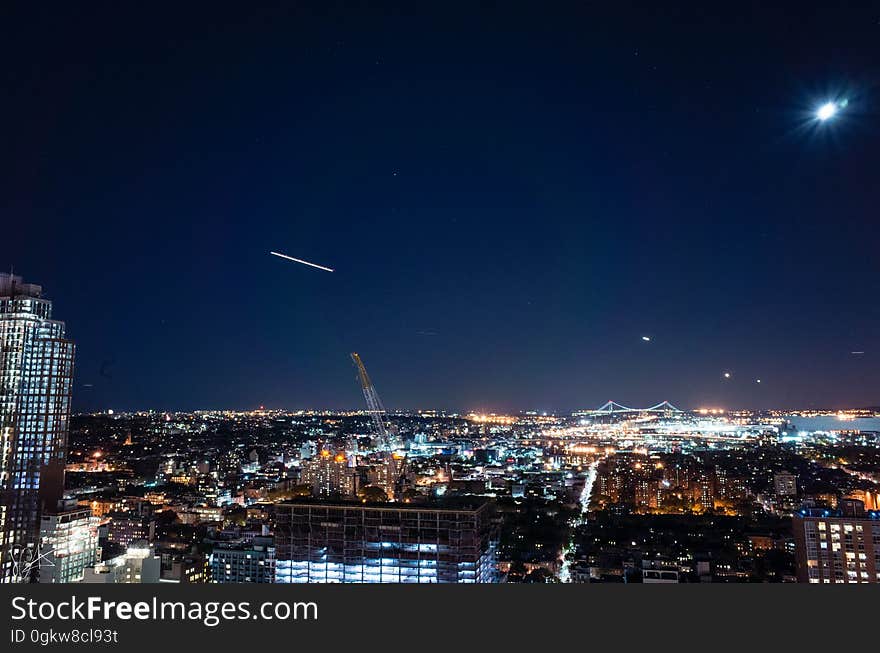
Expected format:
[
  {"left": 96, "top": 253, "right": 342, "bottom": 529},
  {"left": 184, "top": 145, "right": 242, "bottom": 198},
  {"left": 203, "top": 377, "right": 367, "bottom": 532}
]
[{"left": 581, "top": 400, "right": 683, "bottom": 416}]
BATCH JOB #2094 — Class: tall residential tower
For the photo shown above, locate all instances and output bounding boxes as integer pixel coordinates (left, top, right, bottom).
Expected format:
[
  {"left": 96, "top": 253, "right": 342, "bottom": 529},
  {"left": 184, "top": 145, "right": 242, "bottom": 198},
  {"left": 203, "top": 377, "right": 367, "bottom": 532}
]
[{"left": 0, "top": 273, "right": 75, "bottom": 582}]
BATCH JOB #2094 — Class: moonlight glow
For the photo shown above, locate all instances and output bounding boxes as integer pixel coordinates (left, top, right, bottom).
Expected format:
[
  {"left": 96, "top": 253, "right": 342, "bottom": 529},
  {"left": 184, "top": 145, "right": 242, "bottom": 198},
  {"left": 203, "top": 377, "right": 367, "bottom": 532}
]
[{"left": 816, "top": 101, "right": 838, "bottom": 121}]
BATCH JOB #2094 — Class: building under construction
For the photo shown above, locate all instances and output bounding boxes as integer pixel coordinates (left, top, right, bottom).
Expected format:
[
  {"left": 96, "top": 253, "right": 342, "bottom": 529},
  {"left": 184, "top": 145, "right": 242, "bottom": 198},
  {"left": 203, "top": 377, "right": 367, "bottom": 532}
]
[{"left": 273, "top": 499, "right": 498, "bottom": 583}]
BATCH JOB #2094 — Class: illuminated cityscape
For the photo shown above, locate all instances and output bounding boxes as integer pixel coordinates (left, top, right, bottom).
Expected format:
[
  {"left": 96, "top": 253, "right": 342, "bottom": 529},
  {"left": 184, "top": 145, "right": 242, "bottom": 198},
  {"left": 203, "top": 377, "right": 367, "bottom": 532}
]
[
  {"left": 3, "top": 4, "right": 879, "bottom": 594},
  {"left": 1, "top": 272, "right": 880, "bottom": 585},
  {"left": 47, "top": 400, "right": 880, "bottom": 584}
]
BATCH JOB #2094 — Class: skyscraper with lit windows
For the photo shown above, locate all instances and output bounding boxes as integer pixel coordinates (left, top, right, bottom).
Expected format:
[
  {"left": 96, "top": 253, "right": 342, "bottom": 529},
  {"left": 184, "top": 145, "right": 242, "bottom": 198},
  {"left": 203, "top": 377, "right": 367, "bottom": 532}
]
[{"left": 0, "top": 273, "right": 75, "bottom": 583}]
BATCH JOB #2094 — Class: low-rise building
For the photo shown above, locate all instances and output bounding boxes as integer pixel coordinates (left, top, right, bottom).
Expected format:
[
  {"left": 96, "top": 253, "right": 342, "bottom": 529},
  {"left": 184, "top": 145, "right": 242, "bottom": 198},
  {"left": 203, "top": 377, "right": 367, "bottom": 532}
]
[{"left": 83, "top": 541, "right": 161, "bottom": 583}]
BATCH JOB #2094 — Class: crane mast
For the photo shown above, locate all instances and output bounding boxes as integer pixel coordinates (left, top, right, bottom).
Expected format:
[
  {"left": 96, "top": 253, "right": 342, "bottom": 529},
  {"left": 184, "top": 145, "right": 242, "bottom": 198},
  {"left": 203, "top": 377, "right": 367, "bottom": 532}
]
[
  {"left": 350, "top": 352, "right": 391, "bottom": 449},
  {"left": 350, "top": 352, "right": 410, "bottom": 499}
]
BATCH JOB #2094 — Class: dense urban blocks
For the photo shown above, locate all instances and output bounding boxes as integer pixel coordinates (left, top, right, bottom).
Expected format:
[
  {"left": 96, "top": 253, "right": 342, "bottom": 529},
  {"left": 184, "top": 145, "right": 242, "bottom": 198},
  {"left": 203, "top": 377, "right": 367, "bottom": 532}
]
[{"left": 51, "top": 405, "right": 880, "bottom": 584}]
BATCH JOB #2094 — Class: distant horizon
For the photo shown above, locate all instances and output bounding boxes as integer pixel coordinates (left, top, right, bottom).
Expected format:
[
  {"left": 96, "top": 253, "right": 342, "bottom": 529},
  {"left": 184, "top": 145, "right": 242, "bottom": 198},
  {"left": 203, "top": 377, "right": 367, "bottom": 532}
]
[{"left": 71, "top": 402, "right": 880, "bottom": 416}]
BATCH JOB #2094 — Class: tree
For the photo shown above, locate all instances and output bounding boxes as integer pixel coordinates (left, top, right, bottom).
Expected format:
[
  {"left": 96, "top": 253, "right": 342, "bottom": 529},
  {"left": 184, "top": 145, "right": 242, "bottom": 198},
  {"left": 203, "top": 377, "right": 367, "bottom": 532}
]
[
  {"left": 524, "top": 568, "right": 553, "bottom": 583},
  {"left": 506, "top": 561, "right": 527, "bottom": 583},
  {"left": 400, "top": 488, "right": 421, "bottom": 503},
  {"left": 290, "top": 483, "right": 313, "bottom": 498},
  {"left": 358, "top": 485, "right": 388, "bottom": 503}
]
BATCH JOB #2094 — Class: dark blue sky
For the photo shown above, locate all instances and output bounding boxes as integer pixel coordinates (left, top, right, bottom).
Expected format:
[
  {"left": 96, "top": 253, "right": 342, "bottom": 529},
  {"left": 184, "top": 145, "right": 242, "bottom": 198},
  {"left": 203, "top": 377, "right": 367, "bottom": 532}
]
[{"left": 3, "top": 2, "right": 879, "bottom": 412}]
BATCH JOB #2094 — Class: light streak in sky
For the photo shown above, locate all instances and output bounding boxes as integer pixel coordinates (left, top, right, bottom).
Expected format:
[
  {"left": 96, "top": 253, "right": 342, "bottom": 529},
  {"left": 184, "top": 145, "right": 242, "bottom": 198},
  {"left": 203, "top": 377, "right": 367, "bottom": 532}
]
[{"left": 269, "top": 251, "right": 335, "bottom": 272}]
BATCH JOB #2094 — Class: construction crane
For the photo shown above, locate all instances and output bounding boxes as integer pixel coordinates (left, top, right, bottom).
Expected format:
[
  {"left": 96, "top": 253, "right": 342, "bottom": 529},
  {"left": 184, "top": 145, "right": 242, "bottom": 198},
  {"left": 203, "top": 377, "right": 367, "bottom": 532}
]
[
  {"left": 350, "top": 352, "right": 392, "bottom": 450},
  {"left": 350, "top": 352, "right": 411, "bottom": 499}
]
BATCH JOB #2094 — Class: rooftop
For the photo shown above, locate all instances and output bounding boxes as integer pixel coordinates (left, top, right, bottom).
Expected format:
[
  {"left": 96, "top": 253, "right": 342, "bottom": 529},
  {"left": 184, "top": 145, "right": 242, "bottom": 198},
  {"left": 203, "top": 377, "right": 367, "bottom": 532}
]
[
  {"left": 0, "top": 272, "right": 43, "bottom": 299},
  {"left": 276, "top": 497, "right": 493, "bottom": 513}
]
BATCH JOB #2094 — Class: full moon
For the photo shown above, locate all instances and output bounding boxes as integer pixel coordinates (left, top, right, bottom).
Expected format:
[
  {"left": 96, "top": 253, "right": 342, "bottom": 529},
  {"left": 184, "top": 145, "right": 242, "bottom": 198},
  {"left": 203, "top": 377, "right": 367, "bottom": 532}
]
[{"left": 816, "top": 101, "right": 838, "bottom": 121}]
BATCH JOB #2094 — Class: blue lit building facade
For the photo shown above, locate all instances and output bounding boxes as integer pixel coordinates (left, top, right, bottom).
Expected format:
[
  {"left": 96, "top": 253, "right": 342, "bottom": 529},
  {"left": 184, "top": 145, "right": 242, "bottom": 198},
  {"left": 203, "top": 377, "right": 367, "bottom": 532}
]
[
  {"left": 274, "top": 500, "right": 498, "bottom": 583},
  {"left": 0, "top": 274, "right": 74, "bottom": 583}
]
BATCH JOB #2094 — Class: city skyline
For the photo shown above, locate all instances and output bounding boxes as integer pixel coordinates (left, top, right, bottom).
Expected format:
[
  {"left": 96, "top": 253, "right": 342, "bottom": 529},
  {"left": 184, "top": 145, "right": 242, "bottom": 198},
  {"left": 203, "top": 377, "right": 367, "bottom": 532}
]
[
  {"left": 4, "top": 2, "right": 879, "bottom": 413},
  {"left": 5, "top": 269, "right": 878, "bottom": 415},
  {"left": 3, "top": 272, "right": 880, "bottom": 587}
]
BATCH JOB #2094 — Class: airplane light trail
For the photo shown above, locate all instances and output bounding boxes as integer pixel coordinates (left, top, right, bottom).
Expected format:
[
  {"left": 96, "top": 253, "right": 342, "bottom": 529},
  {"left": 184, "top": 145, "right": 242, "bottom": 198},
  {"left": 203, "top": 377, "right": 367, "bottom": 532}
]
[{"left": 269, "top": 251, "right": 335, "bottom": 272}]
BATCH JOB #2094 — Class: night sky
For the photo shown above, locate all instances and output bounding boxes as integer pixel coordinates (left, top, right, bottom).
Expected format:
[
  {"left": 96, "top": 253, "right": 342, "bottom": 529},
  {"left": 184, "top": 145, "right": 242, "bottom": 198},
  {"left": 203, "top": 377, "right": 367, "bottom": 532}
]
[{"left": 3, "top": 2, "right": 879, "bottom": 413}]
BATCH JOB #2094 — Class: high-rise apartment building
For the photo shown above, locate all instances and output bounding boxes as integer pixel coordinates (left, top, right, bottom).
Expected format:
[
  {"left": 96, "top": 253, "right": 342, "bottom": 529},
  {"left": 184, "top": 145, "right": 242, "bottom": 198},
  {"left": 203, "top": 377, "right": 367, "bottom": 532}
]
[
  {"left": 367, "top": 453, "right": 409, "bottom": 500},
  {"left": 793, "top": 499, "right": 880, "bottom": 584},
  {"left": 0, "top": 273, "right": 75, "bottom": 583},
  {"left": 38, "top": 499, "right": 99, "bottom": 583},
  {"left": 274, "top": 499, "right": 498, "bottom": 583},
  {"left": 300, "top": 451, "right": 356, "bottom": 498},
  {"left": 106, "top": 512, "right": 156, "bottom": 549},
  {"left": 697, "top": 470, "right": 716, "bottom": 511}
]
